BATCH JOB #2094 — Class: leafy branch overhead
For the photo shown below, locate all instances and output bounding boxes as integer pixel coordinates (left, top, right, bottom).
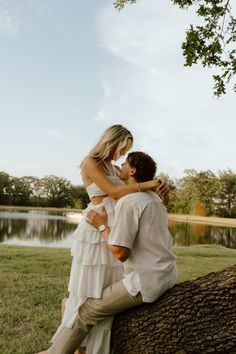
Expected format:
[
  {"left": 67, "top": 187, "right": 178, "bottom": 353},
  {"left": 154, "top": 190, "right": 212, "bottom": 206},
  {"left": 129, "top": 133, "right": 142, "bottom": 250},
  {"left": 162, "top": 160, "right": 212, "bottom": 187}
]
[{"left": 114, "top": 0, "right": 236, "bottom": 96}]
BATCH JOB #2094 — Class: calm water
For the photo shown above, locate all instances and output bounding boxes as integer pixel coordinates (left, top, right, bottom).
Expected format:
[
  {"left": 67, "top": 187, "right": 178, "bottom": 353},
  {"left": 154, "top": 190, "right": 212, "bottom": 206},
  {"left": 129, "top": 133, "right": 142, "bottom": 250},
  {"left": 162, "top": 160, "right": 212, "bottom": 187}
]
[{"left": 0, "top": 210, "right": 235, "bottom": 249}]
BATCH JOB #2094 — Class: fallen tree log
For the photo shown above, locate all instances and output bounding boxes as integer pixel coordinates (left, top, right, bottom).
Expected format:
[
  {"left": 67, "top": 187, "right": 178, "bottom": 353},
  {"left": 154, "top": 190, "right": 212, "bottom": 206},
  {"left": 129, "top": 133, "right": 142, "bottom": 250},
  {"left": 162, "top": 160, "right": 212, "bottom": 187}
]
[{"left": 111, "top": 265, "right": 236, "bottom": 354}]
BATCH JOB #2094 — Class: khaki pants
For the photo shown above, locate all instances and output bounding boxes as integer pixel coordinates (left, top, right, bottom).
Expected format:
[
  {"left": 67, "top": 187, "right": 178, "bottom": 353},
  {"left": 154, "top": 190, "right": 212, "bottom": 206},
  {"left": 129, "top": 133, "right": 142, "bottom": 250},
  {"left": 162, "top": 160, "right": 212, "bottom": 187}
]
[{"left": 48, "top": 281, "right": 143, "bottom": 354}]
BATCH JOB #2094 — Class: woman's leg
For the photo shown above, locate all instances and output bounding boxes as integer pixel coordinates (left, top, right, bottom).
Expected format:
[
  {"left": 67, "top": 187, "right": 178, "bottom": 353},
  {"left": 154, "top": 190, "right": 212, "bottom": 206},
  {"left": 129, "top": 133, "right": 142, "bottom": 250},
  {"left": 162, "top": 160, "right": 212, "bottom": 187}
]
[
  {"left": 61, "top": 298, "right": 68, "bottom": 319},
  {"left": 61, "top": 298, "right": 86, "bottom": 354}
]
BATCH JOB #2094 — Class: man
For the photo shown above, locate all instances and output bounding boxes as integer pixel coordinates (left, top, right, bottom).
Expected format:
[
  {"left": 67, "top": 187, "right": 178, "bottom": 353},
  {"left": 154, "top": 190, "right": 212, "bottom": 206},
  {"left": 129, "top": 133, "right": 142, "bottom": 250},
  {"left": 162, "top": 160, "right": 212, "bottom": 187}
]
[{"left": 41, "top": 151, "right": 178, "bottom": 354}]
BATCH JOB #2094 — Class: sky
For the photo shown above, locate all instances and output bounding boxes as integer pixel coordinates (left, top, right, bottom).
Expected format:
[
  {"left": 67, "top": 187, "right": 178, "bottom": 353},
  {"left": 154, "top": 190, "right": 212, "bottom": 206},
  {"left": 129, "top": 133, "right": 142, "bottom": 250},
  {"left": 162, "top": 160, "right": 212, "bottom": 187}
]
[{"left": 0, "top": 0, "right": 235, "bottom": 185}]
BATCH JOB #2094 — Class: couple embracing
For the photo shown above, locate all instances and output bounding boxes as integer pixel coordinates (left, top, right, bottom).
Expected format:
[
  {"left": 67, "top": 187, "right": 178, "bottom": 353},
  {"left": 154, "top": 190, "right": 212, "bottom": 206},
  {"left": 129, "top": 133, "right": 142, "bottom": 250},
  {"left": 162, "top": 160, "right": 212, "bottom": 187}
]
[{"left": 37, "top": 125, "right": 178, "bottom": 354}]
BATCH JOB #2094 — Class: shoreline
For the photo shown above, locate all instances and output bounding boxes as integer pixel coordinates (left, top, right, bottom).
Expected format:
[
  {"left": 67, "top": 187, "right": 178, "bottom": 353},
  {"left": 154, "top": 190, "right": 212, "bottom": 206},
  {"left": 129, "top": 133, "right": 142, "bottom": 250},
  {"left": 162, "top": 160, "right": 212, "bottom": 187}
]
[
  {"left": 168, "top": 214, "right": 236, "bottom": 228},
  {"left": 0, "top": 205, "right": 82, "bottom": 213},
  {"left": 1, "top": 205, "right": 236, "bottom": 228}
]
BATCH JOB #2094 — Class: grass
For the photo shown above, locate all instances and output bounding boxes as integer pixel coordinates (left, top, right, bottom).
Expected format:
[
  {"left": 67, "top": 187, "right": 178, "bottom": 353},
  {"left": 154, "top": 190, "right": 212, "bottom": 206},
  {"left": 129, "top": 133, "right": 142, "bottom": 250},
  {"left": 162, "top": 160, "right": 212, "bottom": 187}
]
[
  {"left": 174, "top": 244, "right": 236, "bottom": 282},
  {"left": 0, "top": 244, "right": 235, "bottom": 354}
]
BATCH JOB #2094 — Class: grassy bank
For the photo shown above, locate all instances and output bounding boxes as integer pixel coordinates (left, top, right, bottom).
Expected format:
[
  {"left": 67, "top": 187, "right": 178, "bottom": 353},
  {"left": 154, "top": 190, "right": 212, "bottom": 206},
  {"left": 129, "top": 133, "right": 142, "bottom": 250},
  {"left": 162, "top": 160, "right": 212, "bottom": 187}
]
[
  {"left": 168, "top": 213, "right": 236, "bottom": 228},
  {"left": 0, "top": 244, "right": 235, "bottom": 354}
]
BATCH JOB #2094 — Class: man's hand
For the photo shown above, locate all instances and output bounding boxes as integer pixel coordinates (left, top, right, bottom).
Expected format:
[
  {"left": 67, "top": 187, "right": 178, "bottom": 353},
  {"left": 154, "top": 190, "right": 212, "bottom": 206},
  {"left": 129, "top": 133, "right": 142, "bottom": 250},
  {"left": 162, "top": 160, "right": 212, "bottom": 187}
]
[
  {"left": 86, "top": 207, "right": 107, "bottom": 229},
  {"left": 156, "top": 178, "right": 169, "bottom": 207},
  {"left": 87, "top": 206, "right": 130, "bottom": 262}
]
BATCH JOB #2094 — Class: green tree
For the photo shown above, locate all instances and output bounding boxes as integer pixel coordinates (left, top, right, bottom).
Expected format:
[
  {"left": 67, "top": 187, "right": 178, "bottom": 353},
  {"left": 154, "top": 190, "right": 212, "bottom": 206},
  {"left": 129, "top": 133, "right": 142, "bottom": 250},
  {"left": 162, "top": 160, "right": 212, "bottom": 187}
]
[
  {"left": 216, "top": 169, "right": 236, "bottom": 217},
  {"left": 41, "top": 175, "right": 74, "bottom": 208},
  {"left": 21, "top": 176, "right": 44, "bottom": 207},
  {"left": 170, "top": 169, "right": 219, "bottom": 216},
  {"left": 71, "top": 185, "right": 89, "bottom": 209},
  {"left": 188, "top": 169, "right": 219, "bottom": 215},
  {"left": 169, "top": 175, "right": 195, "bottom": 214},
  {"left": 114, "top": 0, "right": 236, "bottom": 96},
  {"left": 9, "top": 177, "right": 32, "bottom": 206},
  {"left": 0, "top": 172, "right": 12, "bottom": 205}
]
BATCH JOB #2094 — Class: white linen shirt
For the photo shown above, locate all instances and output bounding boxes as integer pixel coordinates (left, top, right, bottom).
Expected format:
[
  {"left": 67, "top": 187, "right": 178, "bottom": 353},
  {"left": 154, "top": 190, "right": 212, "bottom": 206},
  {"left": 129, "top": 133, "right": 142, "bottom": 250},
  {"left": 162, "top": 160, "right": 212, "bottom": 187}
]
[{"left": 108, "top": 191, "right": 178, "bottom": 302}]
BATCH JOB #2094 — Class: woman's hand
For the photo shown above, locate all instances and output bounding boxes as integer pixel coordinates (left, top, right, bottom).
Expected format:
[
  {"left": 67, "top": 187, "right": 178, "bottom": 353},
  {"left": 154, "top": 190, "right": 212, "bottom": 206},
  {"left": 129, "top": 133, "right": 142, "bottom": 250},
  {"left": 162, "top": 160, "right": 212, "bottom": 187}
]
[
  {"left": 86, "top": 207, "right": 108, "bottom": 229},
  {"left": 155, "top": 178, "right": 169, "bottom": 207}
]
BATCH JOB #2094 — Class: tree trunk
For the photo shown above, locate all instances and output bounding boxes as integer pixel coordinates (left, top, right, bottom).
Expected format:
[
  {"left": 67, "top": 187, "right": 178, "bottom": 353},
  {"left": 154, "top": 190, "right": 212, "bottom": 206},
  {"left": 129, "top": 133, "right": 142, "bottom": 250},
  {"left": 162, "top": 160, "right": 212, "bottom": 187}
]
[{"left": 111, "top": 265, "right": 236, "bottom": 354}]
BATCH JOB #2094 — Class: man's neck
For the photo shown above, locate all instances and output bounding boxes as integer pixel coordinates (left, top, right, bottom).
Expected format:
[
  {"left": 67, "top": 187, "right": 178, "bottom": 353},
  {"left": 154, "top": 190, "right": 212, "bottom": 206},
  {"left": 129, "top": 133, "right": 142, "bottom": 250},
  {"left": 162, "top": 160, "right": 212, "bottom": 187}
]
[{"left": 125, "top": 176, "right": 137, "bottom": 185}]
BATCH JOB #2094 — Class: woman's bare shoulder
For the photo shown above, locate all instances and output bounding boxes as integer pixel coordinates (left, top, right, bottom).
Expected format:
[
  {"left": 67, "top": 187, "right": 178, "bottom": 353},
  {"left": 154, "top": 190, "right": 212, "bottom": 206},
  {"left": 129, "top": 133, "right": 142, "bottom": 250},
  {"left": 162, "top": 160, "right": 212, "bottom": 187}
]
[
  {"left": 81, "top": 157, "right": 99, "bottom": 185},
  {"left": 82, "top": 156, "right": 98, "bottom": 168}
]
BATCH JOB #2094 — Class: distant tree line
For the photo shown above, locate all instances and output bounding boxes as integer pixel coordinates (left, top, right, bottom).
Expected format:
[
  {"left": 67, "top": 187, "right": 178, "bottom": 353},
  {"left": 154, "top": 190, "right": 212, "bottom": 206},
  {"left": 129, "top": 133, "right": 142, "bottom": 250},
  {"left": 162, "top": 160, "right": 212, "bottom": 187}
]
[
  {"left": 1, "top": 169, "right": 236, "bottom": 218},
  {"left": 167, "top": 169, "right": 236, "bottom": 218},
  {"left": 0, "top": 172, "right": 89, "bottom": 209}
]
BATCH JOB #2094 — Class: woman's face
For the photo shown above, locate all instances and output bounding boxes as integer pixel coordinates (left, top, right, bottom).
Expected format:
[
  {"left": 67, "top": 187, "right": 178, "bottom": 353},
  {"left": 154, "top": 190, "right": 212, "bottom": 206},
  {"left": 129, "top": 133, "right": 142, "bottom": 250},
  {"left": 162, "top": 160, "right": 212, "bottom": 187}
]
[{"left": 113, "top": 138, "right": 133, "bottom": 161}]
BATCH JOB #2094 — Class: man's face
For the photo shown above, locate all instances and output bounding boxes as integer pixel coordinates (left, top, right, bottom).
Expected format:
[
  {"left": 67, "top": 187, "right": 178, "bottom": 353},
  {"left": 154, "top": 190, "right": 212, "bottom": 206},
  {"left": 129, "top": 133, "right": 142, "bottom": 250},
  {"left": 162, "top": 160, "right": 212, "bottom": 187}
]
[{"left": 119, "top": 159, "right": 131, "bottom": 182}]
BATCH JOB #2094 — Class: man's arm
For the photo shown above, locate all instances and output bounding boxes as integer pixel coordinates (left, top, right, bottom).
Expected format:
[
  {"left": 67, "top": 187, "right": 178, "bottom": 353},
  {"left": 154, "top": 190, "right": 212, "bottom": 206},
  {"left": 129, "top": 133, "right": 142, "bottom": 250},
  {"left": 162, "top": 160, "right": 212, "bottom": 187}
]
[{"left": 86, "top": 207, "right": 130, "bottom": 262}]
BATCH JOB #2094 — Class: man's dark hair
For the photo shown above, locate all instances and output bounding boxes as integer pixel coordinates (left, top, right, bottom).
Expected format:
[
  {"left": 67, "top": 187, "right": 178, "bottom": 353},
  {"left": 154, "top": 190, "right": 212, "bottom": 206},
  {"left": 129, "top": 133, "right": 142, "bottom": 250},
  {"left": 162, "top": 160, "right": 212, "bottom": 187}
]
[{"left": 127, "top": 151, "right": 156, "bottom": 182}]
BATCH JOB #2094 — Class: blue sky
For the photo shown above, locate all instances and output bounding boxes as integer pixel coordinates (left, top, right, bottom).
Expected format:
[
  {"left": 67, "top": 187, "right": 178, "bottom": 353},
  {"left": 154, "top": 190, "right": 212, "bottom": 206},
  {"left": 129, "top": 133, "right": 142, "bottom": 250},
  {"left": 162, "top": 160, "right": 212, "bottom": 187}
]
[{"left": 0, "top": 0, "right": 235, "bottom": 185}]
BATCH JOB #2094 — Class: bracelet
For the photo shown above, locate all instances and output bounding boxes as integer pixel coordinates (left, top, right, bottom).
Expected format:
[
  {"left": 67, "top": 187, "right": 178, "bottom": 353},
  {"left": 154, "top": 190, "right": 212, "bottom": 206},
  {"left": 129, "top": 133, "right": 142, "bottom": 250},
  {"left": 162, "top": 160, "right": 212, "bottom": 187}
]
[{"left": 137, "top": 183, "right": 141, "bottom": 192}]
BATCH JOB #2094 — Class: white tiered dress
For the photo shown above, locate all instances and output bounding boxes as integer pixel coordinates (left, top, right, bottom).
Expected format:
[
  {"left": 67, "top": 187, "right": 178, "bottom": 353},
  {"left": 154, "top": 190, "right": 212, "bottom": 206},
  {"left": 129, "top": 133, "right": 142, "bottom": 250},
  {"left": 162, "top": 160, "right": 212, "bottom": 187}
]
[{"left": 50, "top": 175, "right": 124, "bottom": 354}]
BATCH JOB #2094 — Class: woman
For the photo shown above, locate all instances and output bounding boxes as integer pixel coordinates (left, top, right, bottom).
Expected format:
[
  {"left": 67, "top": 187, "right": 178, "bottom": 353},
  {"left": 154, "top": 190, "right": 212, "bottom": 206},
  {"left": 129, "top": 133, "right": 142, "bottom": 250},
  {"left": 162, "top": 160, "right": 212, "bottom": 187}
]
[{"left": 44, "top": 125, "right": 166, "bottom": 354}]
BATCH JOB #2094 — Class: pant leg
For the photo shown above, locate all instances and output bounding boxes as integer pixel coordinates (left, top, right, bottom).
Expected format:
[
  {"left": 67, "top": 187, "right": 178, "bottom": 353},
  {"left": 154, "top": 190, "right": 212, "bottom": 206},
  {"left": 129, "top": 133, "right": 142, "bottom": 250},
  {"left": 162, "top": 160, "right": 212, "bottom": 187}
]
[{"left": 48, "top": 281, "right": 143, "bottom": 354}]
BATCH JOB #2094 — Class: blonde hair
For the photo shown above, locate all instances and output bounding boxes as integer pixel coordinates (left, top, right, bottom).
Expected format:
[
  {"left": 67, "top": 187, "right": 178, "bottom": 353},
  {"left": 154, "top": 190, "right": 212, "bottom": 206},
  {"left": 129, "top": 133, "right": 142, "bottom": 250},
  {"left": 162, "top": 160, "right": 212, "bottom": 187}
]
[{"left": 89, "top": 124, "right": 133, "bottom": 162}]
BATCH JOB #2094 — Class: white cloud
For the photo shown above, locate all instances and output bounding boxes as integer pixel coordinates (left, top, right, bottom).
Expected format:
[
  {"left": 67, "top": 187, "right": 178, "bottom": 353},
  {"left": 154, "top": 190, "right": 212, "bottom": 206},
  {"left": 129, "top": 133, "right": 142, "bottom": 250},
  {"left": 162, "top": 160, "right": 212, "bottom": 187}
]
[
  {"left": 48, "top": 130, "right": 75, "bottom": 142},
  {"left": 96, "top": 0, "right": 236, "bottom": 178},
  {"left": 96, "top": 76, "right": 113, "bottom": 121},
  {"left": 0, "top": 160, "right": 40, "bottom": 178},
  {"left": 98, "top": 0, "right": 198, "bottom": 71},
  {"left": 1, "top": 160, "right": 39, "bottom": 170},
  {"left": 0, "top": 1, "right": 64, "bottom": 38},
  {"left": 15, "top": 162, "right": 39, "bottom": 170},
  {"left": 0, "top": 9, "right": 19, "bottom": 37}
]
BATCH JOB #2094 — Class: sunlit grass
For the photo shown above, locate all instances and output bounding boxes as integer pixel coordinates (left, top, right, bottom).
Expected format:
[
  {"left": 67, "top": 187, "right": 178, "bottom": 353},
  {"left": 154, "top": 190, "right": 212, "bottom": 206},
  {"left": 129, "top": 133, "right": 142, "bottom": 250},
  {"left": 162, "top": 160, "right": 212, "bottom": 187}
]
[
  {"left": 0, "top": 244, "right": 235, "bottom": 354},
  {"left": 174, "top": 244, "right": 236, "bottom": 282}
]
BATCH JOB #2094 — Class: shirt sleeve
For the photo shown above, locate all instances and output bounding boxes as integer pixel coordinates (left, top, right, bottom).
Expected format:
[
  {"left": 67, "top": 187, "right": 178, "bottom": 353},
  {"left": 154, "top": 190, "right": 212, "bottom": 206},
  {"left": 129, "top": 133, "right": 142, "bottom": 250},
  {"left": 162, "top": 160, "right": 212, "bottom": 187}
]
[{"left": 108, "top": 198, "right": 139, "bottom": 249}]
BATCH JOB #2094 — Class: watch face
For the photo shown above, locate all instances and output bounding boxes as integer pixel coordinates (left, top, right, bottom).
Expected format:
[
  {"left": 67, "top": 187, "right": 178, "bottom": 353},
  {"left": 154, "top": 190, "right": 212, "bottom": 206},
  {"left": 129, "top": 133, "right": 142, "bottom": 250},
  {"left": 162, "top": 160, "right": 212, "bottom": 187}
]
[{"left": 98, "top": 225, "right": 106, "bottom": 232}]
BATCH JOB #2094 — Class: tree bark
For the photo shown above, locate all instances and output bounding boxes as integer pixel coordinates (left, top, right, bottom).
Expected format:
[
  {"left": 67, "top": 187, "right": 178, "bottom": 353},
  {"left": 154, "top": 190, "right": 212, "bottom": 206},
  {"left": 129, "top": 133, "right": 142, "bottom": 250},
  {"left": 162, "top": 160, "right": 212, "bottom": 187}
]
[{"left": 111, "top": 265, "right": 236, "bottom": 354}]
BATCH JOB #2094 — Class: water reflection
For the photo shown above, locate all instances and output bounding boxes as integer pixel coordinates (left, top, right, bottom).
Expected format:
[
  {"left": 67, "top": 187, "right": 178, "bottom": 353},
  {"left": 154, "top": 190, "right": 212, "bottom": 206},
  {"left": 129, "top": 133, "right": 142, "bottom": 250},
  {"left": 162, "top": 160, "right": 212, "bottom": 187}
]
[
  {"left": 0, "top": 210, "right": 78, "bottom": 248},
  {"left": 0, "top": 210, "right": 235, "bottom": 249},
  {"left": 168, "top": 220, "right": 236, "bottom": 249}
]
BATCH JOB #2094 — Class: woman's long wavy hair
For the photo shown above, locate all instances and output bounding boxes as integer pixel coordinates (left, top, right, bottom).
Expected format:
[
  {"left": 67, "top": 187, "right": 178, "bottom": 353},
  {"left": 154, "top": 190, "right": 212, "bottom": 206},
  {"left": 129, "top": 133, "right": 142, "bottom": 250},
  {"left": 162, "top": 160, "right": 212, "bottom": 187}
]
[{"left": 89, "top": 124, "right": 133, "bottom": 162}]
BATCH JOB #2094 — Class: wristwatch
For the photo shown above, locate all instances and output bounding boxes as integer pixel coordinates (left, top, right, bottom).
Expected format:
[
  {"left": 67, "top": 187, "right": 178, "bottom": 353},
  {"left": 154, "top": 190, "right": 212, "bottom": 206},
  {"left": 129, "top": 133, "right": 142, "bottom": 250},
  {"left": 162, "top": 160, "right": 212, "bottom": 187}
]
[{"left": 98, "top": 224, "right": 107, "bottom": 232}]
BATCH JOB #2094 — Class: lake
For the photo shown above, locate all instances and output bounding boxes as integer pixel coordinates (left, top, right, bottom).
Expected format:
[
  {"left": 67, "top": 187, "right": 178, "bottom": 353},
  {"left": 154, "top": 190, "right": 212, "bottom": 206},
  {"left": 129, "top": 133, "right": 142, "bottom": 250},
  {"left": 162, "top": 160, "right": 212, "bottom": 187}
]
[{"left": 0, "top": 209, "right": 235, "bottom": 249}]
